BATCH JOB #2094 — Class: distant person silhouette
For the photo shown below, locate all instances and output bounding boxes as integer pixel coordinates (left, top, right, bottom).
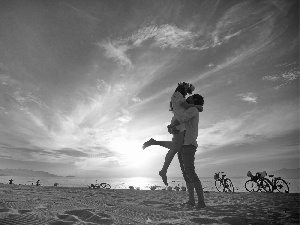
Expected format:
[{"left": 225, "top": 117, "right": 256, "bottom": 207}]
[
  {"left": 143, "top": 82, "right": 202, "bottom": 186},
  {"left": 9, "top": 179, "right": 13, "bottom": 184},
  {"left": 36, "top": 180, "right": 40, "bottom": 186}
]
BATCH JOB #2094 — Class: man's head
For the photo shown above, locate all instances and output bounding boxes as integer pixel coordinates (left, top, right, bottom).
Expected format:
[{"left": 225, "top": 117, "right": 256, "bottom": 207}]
[
  {"left": 192, "top": 94, "right": 204, "bottom": 106},
  {"left": 186, "top": 94, "right": 204, "bottom": 106}
]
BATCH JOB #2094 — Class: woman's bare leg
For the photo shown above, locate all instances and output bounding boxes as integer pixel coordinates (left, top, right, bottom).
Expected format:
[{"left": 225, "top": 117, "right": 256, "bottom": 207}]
[
  {"left": 160, "top": 132, "right": 185, "bottom": 185},
  {"left": 142, "top": 139, "right": 174, "bottom": 150},
  {"left": 142, "top": 132, "right": 185, "bottom": 185}
]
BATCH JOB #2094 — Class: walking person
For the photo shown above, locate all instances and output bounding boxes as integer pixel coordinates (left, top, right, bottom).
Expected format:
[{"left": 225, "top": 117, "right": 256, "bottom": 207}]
[{"left": 143, "top": 82, "right": 202, "bottom": 186}]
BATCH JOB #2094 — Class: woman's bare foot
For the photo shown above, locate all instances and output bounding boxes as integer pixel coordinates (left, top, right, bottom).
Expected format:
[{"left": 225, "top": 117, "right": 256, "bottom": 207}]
[
  {"left": 142, "top": 138, "right": 155, "bottom": 150},
  {"left": 159, "top": 170, "right": 168, "bottom": 186}
]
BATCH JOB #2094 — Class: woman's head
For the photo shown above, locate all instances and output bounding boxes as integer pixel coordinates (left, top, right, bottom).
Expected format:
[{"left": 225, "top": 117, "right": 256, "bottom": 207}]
[
  {"left": 175, "top": 82, "right": 195, "bottom": 97},
  {"left": 174, "top": 83, "right": 187, "bottom": 97}
]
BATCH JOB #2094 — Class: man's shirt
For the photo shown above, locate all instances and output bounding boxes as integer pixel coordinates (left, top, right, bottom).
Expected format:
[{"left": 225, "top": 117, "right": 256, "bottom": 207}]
[{"left": 178, "top": 107, "right": 199, "bottom": 147}]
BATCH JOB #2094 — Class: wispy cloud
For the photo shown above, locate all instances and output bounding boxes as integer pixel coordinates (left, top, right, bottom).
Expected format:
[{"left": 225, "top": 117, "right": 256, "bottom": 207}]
[
  {"left": 0, "top": 71, "right": 141, "bottom": 165},
  {"left": 262, "top": 63, "right": 300, "bottom": 90},
  {"left": 99, "top": 16, "right": 248, "bottom": 68},
  {"left": 237, "top": 92, "right": 257, "bottom": 104},
  {"left": 99, "top": 40, "right": 133, "bottom": 69},
  {"left": 62, "top": 2, "right": 100, "bottom": 23},
  {"left": 57, "top": 148, "right": 89, "bottom": 157},
  {"left": 130, "top": 25, "right": 195, "bottom": 49},
  {"left": 262, "top": 75, "right": 280, "bottom": 81},
  {"left": 197, "top": 101, "right": 299, "bottom": 150}
]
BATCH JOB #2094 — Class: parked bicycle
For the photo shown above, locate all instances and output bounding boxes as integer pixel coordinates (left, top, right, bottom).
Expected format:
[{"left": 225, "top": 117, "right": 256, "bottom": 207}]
[
  {"left": 88, "top": 180, "right": 111, "bottom": 189},
  {"left": 245, "top": 171, "right": 272, "bottom": 192},
  {"left": 263, "top": 174, "right": 289, "bottom": 193},
  {"left": 214, "top": 172, "right": 234, "bottom": 192}
]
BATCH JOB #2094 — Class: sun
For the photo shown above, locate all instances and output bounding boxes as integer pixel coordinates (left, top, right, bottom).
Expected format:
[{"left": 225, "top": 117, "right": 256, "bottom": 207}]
[
  {"left": 109, "top": 137, "right": 154, "bottom": 168},
  {"left": 122, "top": 141, "right": 152, "bottom": 168}
]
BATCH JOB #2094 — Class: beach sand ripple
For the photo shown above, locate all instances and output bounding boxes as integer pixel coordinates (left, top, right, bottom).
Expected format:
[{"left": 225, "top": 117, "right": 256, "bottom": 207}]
[{"left": 0, "top": 184, "right": 299, "bottom": 224}]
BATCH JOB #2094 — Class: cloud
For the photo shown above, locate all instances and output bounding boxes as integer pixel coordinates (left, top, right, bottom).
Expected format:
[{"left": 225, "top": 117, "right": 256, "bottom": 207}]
[
  {"left": 262, "top": 75, "right": 280, "bottom": 81},
  {"left": 131, "top": 97, "right": 141, "bottom": 103},
  {"left": 197, "top": 101, "right": 299, "bottom": 150},
  {"left": 1, "top": 0, "right": 297, "bottom": 176},
  {"left": 130, "top": 24, "right": 195, "bottom": 49},
  {"left": 237, "top": 92, "right": 257, "bottom": 104},
  {"left": 282, "top": 69, "right": 299, "bottom": 81},
  {"left": 99, "top": 40, "right": 133, "bottom": 69},
  {"left": 62, "top": 2, "right": 100, "bottom": 23},
  {"left": 74, "top": 156, "right": 121, "bottom": 170},
  {"left": 0, "top": 69, "right": 141, "bottom": 166},
  {"left": 98, "top": 24, "right": 196, "bottom": 70},
  {"left": 0, "top": 145, "right": 55, "bottom": 162},
  {"left": 262, "top": 63, "right": 300, "bottom": 90},
  {"left": 151, "top": 25, "right": 194, "bottom": 49},
  {"left": 99, "top": 0, "right": 292, "bottom": 79},
  {"left": 116, "top": 115, "right": 132, "bottom": 124},
  {"left": 98, "top": 18, "right": 246, "bottom": 69},
  {"left": 0, "top": 73, "right": 47, "bottom": 109},
  {"left": 57, "top": 148, "right": 89, "bottom": 157}
]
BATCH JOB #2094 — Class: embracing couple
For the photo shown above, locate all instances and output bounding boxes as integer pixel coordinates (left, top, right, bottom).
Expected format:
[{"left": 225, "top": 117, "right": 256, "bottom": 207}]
[{"left": 143, "top": 82, "right": 206, "bottom": 209}]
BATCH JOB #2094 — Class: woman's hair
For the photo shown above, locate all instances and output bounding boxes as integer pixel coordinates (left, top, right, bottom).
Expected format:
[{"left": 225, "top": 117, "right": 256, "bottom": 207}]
[
  {"left": 174, "top": 82, "right": 189, "bottom": 97},
  {"left": 170, "top": 82, "right": 194, "bottom": 111}
]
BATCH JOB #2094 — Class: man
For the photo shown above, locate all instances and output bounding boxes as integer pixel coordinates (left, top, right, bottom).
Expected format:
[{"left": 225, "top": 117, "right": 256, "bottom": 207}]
[{"left": 167, "top": 94, "right": 205, "bottom": 209}]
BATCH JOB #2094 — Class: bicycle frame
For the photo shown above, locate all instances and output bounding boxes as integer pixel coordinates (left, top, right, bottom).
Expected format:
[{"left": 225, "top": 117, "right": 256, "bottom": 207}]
[
  {"left": 264, "top": 176, "right": 276, "bottom": 192},
  {"left": 214, "top": 172, "right": 226, "bottom": 184},
  {"left": 264, "top": 175, "right": 289, "bottom": 193},
  {"left": 214, "top": 172, "right": 234, "bottom": 192},
  {"left": 246, "top": 171, "right": 273, "bottom": 192}
]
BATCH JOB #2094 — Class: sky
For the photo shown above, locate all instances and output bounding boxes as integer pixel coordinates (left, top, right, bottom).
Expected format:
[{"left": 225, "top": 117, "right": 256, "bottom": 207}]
[{"left": 0, "top": 0, "right": 299, "bottom": 178}]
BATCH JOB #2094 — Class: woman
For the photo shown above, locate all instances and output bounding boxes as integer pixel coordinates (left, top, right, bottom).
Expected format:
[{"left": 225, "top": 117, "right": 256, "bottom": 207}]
[{"left": 143, "top": 82, "right": 202, "bottom": 185}]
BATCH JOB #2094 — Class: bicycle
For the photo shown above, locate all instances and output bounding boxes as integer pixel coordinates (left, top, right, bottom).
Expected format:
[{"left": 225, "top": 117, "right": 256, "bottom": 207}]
[
  {"left": 245, "top": 171, "right": 272, "bottom": 192},
  {"left": 263, "top": 174, "right": 289, "bottom": 193},
  {"left": 214, "top": 172, "right": 234, "bottom": 192},
  {"left": 88, "top": 180, "right": 111, "bottom": 189}
]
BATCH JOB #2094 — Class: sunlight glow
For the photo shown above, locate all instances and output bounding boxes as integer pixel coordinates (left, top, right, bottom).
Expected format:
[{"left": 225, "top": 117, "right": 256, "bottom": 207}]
[
  {"left": 108, "top": 137, "right": 153, "bottom": 168},
  {"left": 126, "top": 177, "right": 153, "bottom": 189}
]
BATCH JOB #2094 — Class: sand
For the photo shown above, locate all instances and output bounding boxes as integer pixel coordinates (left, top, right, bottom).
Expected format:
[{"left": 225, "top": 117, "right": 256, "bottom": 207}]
[{"left": 0, "top": 184, "right": 299, "bottom": 225}]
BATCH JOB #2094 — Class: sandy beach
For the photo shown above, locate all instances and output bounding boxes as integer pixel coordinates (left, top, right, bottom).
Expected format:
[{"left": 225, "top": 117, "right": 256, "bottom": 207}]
[{"left": 0, "top": 184, "right": 299, "bottom": 225}]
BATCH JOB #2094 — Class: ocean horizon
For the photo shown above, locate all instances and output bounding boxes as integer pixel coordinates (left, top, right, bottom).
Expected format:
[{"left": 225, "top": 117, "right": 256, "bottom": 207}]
[{"left": 1, "top": 176, "right": 299, "bottom": 193}]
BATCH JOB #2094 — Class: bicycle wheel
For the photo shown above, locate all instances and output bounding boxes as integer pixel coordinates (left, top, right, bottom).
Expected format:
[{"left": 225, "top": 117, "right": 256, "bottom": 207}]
[
  {"left": 259, "top": 178, "right": 272, "bottom": 192},
  {"left": 224, "top": 179, "right": 234, "bottom": 192},
  {"left": 245, "top": 180, "right": 259, "bottom": 192},
  {"left": 275, "top": 179, "right": 289, "bottom": 193},
  {"left": 215, "top": 179, "right": 224, "bottom": 192},
  {"left": 100, "top": 183, "right": 111, "bottom": 189}
]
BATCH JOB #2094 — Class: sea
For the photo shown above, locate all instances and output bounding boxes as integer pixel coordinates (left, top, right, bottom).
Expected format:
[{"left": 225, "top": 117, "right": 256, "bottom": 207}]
[{"left": 0, "top": 176, "right": 299, "bottom": 193}]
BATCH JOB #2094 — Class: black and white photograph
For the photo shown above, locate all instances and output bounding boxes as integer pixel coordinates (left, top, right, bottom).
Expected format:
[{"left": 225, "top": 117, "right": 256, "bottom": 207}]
[{"left": 0, "top": 0, "right": 299, "bottom": 224}]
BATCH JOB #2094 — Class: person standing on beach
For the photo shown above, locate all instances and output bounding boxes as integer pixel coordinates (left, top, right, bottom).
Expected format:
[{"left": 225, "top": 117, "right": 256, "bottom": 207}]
[
  {"left": 167, "top": 94, "right": 206, "bottom": 209},
  {"left": 143, "top": 82, "right": 203, "bottom": 186}
]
